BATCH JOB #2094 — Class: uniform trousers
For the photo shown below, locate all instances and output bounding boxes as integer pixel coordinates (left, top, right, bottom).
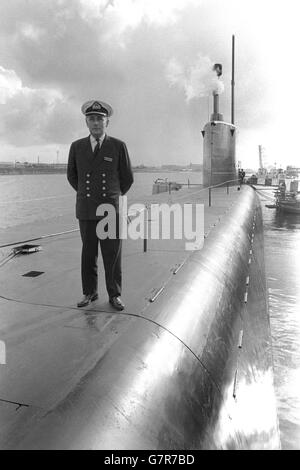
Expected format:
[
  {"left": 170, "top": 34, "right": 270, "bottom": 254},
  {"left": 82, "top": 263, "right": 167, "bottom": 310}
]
[{"left": 79, "top": 219, "right": 122, "bottom": 299}]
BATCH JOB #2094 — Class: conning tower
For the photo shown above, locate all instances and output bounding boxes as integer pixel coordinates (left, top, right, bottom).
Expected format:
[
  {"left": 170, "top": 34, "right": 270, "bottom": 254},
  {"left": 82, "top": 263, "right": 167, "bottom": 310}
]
[
  {"left": 202, "top": 97, "right": 236, "bottom": 187},
  {"left": 202, "top": 42, "right": 237, "bottom": 187}
]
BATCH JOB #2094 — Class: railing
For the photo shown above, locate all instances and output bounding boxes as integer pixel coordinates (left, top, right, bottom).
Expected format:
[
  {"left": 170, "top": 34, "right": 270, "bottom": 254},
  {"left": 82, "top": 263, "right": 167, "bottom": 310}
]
[
  {"left": 142, "top": 178, "right": 242, "bottom": 252},
  {"left": 165, "top": 178, "right": 241, "bottom": 207}
]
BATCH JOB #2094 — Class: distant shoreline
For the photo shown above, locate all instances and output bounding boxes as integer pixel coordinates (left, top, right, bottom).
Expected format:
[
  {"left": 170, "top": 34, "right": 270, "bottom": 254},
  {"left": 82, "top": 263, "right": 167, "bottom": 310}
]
[
  {"left": 0, "top": 169, "right": 67, "bottom": 175},
  {"left": 0, "top": 168, "right": 202, "bottom": 175}
]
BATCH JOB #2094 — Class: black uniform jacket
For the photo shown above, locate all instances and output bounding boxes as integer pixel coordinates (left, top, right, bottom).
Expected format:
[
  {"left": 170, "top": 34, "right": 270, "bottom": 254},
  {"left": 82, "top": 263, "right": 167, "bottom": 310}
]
[{"left": 67, "top": 135, "right": 134, "bottom": 219}]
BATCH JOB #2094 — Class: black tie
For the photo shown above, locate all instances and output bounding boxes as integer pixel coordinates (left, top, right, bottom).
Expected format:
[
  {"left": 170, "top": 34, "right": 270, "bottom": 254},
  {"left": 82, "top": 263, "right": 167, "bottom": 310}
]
[{"left": 93, "top": 138, "right": 100, "bottom": 156}]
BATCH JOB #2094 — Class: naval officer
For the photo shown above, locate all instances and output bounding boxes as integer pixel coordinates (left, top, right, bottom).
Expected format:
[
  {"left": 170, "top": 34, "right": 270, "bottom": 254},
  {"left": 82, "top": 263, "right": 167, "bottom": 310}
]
[{"left": 67, "top": 100, "right": 134, "bottom": 310}]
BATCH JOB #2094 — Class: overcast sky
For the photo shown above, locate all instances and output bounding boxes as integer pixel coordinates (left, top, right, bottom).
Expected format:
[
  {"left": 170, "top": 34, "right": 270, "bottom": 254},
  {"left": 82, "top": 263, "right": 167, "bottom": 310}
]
[{"left": 0, "top": 0, "right": 299, "bottom": 169}]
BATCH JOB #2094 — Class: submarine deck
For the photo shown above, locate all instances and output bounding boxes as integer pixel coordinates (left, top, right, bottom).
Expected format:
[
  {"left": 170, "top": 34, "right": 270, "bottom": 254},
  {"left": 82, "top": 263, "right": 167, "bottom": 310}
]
[{"left": 0, "top": 184, "right": 278, "bottom": 449}]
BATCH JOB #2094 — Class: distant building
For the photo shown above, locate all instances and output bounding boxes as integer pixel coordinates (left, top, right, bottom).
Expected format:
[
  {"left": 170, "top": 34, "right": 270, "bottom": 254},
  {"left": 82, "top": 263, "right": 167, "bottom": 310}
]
[
  {"left": 0, "top": 161, "right": 14, "bottom": 167},
  {"left": 0, "top": 161, "right": 67, "bottom": 174},
  {"left": 286, "top": 166, "right": 300, "bottom": 177}
]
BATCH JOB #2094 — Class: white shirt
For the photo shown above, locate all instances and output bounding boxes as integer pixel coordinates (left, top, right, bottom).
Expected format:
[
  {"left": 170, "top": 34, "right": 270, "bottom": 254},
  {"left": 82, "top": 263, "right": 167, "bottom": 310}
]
[{"left": 90, "top": 133, "right": 106, "bottom": 152}]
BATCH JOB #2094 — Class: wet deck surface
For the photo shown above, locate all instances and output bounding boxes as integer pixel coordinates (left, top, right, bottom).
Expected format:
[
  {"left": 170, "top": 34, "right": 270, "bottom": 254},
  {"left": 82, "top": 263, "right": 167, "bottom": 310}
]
[{"left": 0, "top": 185, "right": 244, "bottom": 443}]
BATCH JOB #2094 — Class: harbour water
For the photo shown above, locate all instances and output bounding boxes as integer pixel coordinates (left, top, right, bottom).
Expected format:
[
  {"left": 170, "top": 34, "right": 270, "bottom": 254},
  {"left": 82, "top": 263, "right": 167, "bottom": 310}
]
[
  {"left": 0, "top": 173, "right": 299, "bottom": 449},
  {"left": 262, "top": 203, "right": 300, "bottom": 450},
  {"left": 0, "top": 172, "right": 202, "bottom": 231}
]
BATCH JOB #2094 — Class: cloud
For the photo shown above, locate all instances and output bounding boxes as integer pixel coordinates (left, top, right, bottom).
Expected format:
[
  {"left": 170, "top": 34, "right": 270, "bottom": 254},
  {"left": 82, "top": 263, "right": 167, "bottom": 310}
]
[
  {"left": 0, "top": 67, "right": 22, "bottom": 103},
  {"left": 0, "top": 0, "right": 205, "bottom": 159},
  {"left": 0, "top": 66, "right": 81, "bottom": 146},
  {"left": 166, "top": 55, "right": 225, "bottom": 101},
  {"left": 0, "top": 0, "right": 295, "bottom": 167},
  {"left": 79, "top": 0, "right": 200, "bottom": 31}
]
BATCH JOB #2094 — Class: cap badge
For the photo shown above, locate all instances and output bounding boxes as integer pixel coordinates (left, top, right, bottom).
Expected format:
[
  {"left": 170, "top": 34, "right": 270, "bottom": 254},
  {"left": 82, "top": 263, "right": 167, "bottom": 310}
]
[{"left": 92, "top": 102, "right": 102, "bottom": 110}]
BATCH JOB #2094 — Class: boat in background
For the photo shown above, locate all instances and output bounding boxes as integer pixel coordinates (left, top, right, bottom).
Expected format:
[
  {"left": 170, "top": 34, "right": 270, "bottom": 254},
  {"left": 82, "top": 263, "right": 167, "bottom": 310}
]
[
  {"left": 152, "top": 178, "right": 182, "bottom": 194},
  {"left": 274, "top": 180, "right": 300, "bottom": 214},
  {"left": 245, "top": 144, "right": 300, "bottom": 188}
]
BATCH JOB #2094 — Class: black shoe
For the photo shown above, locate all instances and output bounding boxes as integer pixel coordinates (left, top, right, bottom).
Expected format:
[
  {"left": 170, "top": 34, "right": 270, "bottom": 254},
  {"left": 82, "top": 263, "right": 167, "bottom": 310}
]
[
  {"left": 109, "top": 296, "right": 125, "bottom": 311},
  {"left": 77, "top": 293, "right": 98, "bottom": 308}
]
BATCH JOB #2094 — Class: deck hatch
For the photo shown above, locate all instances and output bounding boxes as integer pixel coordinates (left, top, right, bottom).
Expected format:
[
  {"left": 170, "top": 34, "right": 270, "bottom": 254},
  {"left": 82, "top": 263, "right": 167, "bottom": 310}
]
[{"left": 22, "top": 271, "right": 44, "bottom": 277}]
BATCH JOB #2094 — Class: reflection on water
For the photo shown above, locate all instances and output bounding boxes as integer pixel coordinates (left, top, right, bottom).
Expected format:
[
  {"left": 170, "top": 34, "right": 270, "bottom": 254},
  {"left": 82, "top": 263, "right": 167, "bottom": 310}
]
[{"left": 263, "top": 204, "right": 300, "bottom": 450}]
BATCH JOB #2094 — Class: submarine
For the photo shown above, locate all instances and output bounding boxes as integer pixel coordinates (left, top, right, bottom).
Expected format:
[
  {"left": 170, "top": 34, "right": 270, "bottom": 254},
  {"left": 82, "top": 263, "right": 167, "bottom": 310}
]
[{"left": 0, "top": 38, "right": 280, "bottom": 450}]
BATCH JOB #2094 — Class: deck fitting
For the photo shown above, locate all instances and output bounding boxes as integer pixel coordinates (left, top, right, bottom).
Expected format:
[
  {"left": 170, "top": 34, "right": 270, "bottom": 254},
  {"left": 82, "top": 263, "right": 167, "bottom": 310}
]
[
  {"left": 149, "top": 286, "right": 165, "bottom": 303},
  {"left": 22, "top": 271, "right": 44, "bottom": 278}
]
